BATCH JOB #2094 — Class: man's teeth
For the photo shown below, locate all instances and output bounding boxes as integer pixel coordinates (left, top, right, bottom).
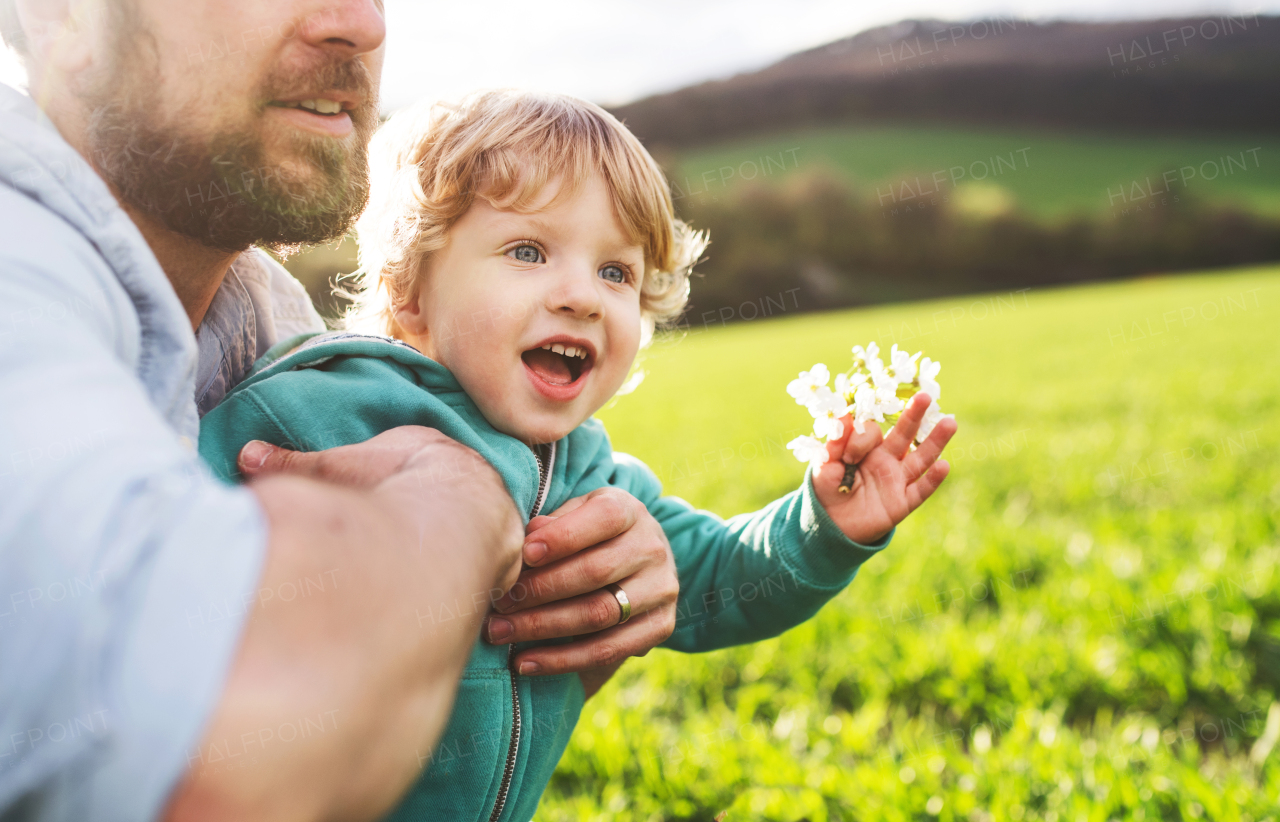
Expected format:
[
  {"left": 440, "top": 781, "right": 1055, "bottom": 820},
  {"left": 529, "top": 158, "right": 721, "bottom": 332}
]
[
  {"left": 277, "top": 99, "right": 344, "bottom": 115},
  {"left": 541, "top": 343, "right": 588, "bottom": 360}
]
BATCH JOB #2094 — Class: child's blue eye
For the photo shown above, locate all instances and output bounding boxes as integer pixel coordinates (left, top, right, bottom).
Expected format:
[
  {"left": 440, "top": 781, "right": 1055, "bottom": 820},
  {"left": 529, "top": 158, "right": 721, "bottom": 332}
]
[
  {"left": 599, "top": 264, "right": 627, "bottom": 284},
  {"left": 511, "top": 244, "right": 544, "bottom": 264}
]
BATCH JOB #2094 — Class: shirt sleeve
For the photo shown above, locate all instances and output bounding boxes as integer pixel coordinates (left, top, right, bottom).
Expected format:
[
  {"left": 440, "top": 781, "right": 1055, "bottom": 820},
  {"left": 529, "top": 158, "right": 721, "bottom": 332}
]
[
  {"left": 604, "top": 452, "right": 893, "bottom": 653},
  {"left": 0, "top": 240, "right": 268, "bottom": 820}
]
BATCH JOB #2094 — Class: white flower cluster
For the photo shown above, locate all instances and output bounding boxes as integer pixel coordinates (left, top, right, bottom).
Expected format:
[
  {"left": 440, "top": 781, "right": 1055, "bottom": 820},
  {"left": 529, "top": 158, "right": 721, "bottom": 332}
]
[{"left": 785, "top": 342, "right": 953, "bottom": 469}]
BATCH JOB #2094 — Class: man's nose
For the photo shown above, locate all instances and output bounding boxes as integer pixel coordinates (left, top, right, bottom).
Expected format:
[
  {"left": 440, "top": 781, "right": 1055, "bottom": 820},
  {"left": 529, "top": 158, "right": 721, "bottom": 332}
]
[
  {"left": 296, "top": 0, "right": 387, "bottom": 56},
  {"left": 551, "top": 266, "right": 604, "bottom": 321}
]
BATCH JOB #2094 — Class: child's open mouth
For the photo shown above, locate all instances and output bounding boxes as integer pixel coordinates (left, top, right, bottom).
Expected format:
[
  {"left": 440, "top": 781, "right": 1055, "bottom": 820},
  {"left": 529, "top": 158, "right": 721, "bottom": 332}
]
[{"left": 521, "top": 340, "right": 594, "bottom": 400}]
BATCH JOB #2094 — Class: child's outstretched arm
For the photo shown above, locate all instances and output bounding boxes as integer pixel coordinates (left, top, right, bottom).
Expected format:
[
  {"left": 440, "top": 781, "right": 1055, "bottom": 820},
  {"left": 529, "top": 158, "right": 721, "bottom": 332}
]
[
  {"left": 813, "top": 392, "right": 958, "bottom": 545},
  {"left": 491, "top": 401, "right": 957, "bottom": 657}
]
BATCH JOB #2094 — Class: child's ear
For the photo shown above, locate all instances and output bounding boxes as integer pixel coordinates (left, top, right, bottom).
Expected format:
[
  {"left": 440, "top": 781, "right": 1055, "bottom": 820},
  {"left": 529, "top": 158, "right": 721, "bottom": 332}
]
[{"left": 391, "top": 293, "right": 430, "bottom": 337}]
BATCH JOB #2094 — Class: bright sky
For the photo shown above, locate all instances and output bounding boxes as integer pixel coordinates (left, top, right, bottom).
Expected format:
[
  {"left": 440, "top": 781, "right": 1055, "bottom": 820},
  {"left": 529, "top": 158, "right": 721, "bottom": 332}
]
[{"left": 2, "top": 0, "right": 1274, "bottom": 109}]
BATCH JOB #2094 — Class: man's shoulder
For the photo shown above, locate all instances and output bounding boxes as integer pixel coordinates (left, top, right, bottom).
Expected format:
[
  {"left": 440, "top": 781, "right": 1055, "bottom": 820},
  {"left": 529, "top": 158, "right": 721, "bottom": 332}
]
[
  {"left": 0, "top": 180, "right": 108, "bottom": 267},
  {"left": 0, "top": 89, "right": 199, "bottom": 434},
  {"left": 0, "top": 183, "right": 139, "bottom": 354}
]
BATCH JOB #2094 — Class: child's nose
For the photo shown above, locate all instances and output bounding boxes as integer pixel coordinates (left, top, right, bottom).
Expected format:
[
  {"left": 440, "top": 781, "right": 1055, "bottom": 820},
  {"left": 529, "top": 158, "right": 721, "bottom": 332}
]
[{"left": 550, "top": 266, "right": 603, "bottom": 320}]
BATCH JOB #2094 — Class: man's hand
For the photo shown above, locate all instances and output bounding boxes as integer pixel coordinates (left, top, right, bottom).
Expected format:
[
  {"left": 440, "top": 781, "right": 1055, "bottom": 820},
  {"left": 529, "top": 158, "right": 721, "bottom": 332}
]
[
  {"left": 813, "top": 392, "right": 957, "bottom": 545},
  {"left": 166, "top": 427, "right": 522, "bottom": 822},
  {"left": 480, "top": 488, "right": 678, "bottom": 697},
  {"left": 238, "top": 427, "right": 526, "bottom": 593},
  {"left": 239, "top": 426, "right": 461, "bottom": 486}
]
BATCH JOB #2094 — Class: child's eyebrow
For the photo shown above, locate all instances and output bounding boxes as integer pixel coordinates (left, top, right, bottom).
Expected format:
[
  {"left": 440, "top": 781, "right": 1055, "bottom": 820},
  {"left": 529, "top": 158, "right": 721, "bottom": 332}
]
[
  {"left": 488, "top": 213, "right": 559, "bottom": 239},
  {"left": 493, "top": 214, "right": 642, "bottom": 259},
  {"left": 525, "top": 216, "right": 561, "bottom": 238}
]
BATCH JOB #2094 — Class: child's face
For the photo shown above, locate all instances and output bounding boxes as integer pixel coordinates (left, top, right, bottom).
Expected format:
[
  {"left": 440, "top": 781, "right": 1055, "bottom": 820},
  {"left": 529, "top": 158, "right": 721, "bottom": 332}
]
[{"left": 397, "top": 173, "right": 645, "bottom": 444}]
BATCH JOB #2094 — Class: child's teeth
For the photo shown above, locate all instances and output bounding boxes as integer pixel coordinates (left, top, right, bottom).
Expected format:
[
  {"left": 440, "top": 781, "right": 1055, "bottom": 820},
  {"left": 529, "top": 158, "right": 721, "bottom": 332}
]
[{"left": 537, "top": 343, "right": 587, "bottom": 359}]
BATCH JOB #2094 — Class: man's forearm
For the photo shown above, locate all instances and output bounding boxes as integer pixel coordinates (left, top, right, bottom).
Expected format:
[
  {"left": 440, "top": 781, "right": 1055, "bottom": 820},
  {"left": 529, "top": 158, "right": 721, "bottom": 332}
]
[{"left": 166, "top": 463, "right": 521, "bottom": 822}]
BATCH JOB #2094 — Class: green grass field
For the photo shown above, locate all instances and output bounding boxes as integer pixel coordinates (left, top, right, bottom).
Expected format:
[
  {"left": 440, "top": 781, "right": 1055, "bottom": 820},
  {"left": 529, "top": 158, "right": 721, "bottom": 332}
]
[
  {"left": 668, "top": 126, "right": 1280, "bottom": 221},
  {"left": 536, "top": 265, "right": 1280, "bottom": 821}
]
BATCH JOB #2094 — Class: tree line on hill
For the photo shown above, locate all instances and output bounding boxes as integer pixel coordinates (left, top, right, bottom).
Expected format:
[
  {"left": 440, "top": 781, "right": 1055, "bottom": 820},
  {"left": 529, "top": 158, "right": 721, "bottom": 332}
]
[{"left": 672, "top": 174, "right": 1280, "bottom": 327}]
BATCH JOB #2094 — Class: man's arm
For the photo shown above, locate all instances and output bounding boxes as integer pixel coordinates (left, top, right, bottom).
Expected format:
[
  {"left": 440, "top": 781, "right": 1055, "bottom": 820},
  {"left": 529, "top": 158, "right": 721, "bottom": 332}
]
[
  {"left": 166, "top": 431, "right": 522, "bottom": 822},
  {"left": 0, "top": 253, "right": 519, "bottom": 822},
  {"left": 236, "top": 441, "right": 682, "bottom": 700}
]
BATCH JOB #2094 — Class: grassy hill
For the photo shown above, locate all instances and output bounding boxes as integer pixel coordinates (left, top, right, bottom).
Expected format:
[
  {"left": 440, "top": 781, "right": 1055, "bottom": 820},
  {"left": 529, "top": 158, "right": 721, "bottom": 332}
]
[
  {"left": 537, "top": 264, "right": 1280, "bottom": 820},
  {"left": 667, "top": 124, "right": 1280, "bottom": 221},
  {"left": 612, "top": 16, "right": 1280, "bottom": 149}
]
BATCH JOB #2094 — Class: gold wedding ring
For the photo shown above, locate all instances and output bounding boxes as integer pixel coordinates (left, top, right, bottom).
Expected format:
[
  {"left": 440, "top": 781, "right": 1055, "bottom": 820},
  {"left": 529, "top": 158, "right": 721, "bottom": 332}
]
[{"left": 605, "top": 583, "right": 632, "bottom": 625}]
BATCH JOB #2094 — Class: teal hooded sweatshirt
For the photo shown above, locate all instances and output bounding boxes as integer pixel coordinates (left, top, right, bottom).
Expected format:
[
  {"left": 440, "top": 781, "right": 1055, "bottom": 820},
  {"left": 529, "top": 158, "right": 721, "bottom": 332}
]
[{"left": 198, "top": 332, "right": 892, "bottom": 822}]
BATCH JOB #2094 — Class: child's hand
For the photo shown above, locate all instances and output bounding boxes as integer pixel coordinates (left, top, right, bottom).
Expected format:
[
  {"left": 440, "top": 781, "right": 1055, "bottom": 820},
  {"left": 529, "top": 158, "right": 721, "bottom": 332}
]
[{"left": 813, "top": 392, "right": 957, "bottom": 545}]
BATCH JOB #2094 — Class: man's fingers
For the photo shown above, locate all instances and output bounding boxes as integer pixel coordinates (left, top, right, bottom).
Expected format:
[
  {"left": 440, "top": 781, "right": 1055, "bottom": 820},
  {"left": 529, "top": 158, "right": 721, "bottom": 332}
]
[
  {"left": 493, "top": 538, "right": 646, "bottom": 613},
  {"left": 486, "top": 568, "right": 674, "bottom": 644},
  {"left": 544, "top": 495, "right": 590, "bottom": 518},
  {"left": 906, "top": 459, "right": 951, "bottom": 511},
  {"left": 485, "top": 587, "right": 625, "bottom": 645},
  {"left": 881, "top": 393, "right": 933, "bottom": 460},
  {"left": 509, "top": 606, "right": 675, "bottom": 676},
  {"left": 526, "top": 515, "right": 557, "bottom": 536},
  {"left": 522, "top": 488, "right": 638, "bottom": 567},
  {"left": 524, "top": 497, "right": 587, "bottom": 544},
  {"left": 901, "top": 415, "right": 958, "bottom": 482}
]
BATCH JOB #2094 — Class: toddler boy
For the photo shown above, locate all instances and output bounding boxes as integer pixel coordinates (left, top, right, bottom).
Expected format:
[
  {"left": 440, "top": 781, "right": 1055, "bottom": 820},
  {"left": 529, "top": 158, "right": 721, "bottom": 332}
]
[{"left": 199, "top": 90, "right": 954, "bottom": 822}]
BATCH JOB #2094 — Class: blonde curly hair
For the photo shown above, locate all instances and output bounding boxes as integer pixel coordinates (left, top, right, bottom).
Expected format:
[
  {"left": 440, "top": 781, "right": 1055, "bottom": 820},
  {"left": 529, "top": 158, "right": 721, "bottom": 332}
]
[{"left": 345, "top": 89, "right": 707, "bottom": 339}]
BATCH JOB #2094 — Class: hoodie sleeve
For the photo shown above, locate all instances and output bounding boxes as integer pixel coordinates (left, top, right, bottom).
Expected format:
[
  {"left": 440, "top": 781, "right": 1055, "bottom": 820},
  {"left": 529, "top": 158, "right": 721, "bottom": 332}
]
[{"left": 561, "top": 423, "right": 892, "bottom": 653}]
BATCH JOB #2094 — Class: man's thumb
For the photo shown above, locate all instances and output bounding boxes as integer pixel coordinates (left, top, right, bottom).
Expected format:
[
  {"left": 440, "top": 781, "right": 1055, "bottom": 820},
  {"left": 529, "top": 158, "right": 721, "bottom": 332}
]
[{"left": 239, "top": 441, "right": 312, "bottom": 478}]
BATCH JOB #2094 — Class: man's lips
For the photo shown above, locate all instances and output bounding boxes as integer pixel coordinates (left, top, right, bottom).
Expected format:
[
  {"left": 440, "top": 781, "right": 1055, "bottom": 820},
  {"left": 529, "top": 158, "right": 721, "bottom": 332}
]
[
  {"left": 266, "top": 95, "right": 363, "bottom": 137},
  {"left": 266, "top": 104, "right": 354, "bottom": 138},
  {"left": 269, "top": 89, "right": 364, "bottom": 112}
]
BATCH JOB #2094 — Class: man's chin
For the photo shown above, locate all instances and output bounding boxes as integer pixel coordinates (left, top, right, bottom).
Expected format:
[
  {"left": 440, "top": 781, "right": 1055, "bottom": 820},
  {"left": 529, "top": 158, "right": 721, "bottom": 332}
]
[
  {"left": 251, "top": 124, "right": 350, "bottom": 187},
  {"left": 118, "top": 123, "right": 368, "bottom": 251}
]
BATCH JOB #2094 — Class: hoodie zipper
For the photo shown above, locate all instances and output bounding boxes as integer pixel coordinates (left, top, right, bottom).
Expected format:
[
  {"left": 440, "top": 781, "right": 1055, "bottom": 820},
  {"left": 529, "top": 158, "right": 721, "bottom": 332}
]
[
  {"left": 487, "top": 646, "right": 522, "bottom": 822},
  {"left": 530, "top": 442, "right": 554, "bottom": 523},
  {"left": 487, "top": 441, "right": 556, "bottom": 822}
]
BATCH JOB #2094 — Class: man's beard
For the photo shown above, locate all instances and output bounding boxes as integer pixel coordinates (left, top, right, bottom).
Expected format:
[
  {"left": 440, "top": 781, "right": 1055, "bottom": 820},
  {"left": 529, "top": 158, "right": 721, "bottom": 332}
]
[{"left": 83, "top": 29, "right": 378, "bottom": 252}]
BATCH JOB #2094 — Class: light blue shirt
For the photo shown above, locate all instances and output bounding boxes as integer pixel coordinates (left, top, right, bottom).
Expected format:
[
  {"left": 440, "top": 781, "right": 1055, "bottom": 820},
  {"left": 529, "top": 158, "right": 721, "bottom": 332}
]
[{"left": 0, "top": 83, "right": 323, "bottom": 820}]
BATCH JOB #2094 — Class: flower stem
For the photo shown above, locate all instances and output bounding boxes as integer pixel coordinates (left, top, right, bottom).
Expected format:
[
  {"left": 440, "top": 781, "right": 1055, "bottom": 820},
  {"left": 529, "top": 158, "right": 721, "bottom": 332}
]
[{"left": 838, "top": 461, "right": 858, "bottom": 494}]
